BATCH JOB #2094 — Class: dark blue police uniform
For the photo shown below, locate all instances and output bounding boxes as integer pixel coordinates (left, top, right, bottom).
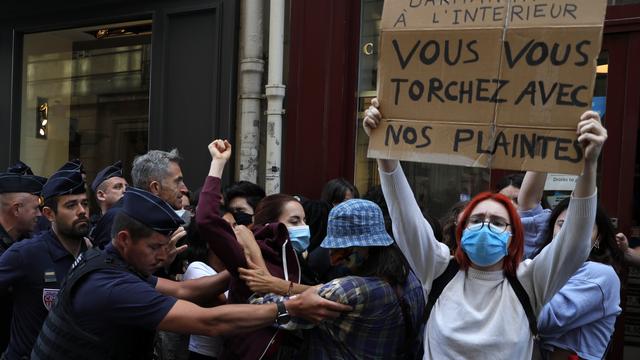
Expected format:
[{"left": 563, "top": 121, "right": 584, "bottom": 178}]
[
  {"left": 0, "top": 230, "right": 87, "bottom": 359},
  {"left": 0, "top": 161, "right": 86, "bottom": 359},
  {"left": 74, "top": 244, "right": 175, "bottom": 354},
  {"left": 0, "top": 224, "right": 13, "bottom": 354},
  {"left": 32, "top": 187, "right": 184, "bottom": 360},
  {"left": 89, "top": 161, "right": 125, "bottom": 249},
  {"left": 90, "top": 197, "right": 123, "bottom": 249},
  {"left": 0, "top": 161, "right": 47, "bottom": 352}
]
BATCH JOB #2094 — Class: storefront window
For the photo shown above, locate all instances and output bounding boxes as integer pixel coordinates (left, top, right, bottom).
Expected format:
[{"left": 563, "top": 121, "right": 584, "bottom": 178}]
[
  {"left": 354, "top": 0, "right": 383, "bottom": 202},
  {"left": 20, "top": 20, "right": 151, "bottom": 181},
  {"left": 354, "top": 0, "right": 489, "bottom": 219}
]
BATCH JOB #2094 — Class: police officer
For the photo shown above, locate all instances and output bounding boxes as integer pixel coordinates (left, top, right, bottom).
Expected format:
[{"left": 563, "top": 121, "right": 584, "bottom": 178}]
[
  {"left": 0, "top": 161, "right": 46, "bottom": 253},
  {"left": 30, "top": 159, "right": 85, "bottom": 236},
  {"left": 90, "top": 161, "right": 127, "bottom": 248},
  {"left": 0, "top": 161, "right": 90, "bottom": 360},
  {"left": 32, "top": 187, "right": 350, "bottom": 360},
  {"left": 91, "top": 160, "right": 127, "bottom": 217},
  {"left": 0, "top": 161, "right": 46, "bottom": 352}
]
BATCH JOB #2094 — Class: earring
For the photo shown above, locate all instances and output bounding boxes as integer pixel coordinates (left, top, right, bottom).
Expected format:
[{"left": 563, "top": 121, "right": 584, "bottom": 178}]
[{"left": 594, "top": 237, "right": 600, "bottom": 249}]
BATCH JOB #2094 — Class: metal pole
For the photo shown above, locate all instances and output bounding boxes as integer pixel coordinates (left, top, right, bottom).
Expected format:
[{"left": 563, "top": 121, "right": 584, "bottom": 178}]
[{"left": 265, "top": 0, "right": 286, "bottom": 194}]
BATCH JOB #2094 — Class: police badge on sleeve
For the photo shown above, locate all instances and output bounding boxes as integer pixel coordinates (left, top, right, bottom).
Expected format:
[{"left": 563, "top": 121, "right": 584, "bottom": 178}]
[{"left": 42, "top": 288, "right": 59, "bottom": 311}]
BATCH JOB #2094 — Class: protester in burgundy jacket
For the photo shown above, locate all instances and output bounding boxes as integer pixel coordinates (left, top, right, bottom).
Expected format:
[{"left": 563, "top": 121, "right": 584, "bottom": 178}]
[{"left": 196, "top": 140, "right": 301, "bottom": 359}]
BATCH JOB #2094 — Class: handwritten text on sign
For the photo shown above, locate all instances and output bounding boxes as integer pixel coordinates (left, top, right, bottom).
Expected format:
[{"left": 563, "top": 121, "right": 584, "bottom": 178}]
[{"left": 368, "top": 0, "right": 607, "bottom": 174}]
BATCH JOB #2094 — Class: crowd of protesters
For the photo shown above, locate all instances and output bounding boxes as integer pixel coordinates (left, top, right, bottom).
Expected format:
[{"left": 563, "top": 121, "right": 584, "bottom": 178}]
[{"left": 0, "top": 99, "right": 637, "bottom": 359}]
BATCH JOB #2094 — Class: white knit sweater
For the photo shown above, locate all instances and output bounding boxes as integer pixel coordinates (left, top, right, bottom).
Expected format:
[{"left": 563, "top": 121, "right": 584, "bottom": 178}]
[{"left": 379, "top": 164, "right": 597, "bottom": 359}]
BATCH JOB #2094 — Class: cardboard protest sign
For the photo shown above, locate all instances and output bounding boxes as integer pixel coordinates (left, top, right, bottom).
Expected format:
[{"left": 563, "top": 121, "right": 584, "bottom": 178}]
[{"left": 368, "top": 0, "right": 607, "bottom": 174}]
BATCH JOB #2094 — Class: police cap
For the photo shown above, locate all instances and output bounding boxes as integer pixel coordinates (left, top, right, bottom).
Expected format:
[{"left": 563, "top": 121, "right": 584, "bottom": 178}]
[
  {"left": 121, "top": 187, "right": 184, "bottom": 235},
  {"left": 91, "top": 161, "right": 124, "bottom": 192},
  {"left": 42, "top": 161, "right": 86, "bottom": 200},
  {"left": 59, "top": 158, "right": 85, "bottom": 174},
  {"left": 0, "top": 161, "right": 47, "bottom": 195},
  {"left": 7, "top": 161, "right": 36, "bottom": 175}
]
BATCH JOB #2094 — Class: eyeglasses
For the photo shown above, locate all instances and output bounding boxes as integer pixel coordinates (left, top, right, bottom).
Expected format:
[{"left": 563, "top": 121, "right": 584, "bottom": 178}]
[{"left": 466, "top": 215, "right": 511, "bottom": 234}]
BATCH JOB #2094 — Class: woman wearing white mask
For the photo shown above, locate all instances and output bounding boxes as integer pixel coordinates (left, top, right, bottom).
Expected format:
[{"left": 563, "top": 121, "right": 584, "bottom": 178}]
[
  {"left": 363, "top": 99, "right": 606, "bottom": 359},
  {"left": 238, "top": 193, "right": 321, "bottom": 293}
]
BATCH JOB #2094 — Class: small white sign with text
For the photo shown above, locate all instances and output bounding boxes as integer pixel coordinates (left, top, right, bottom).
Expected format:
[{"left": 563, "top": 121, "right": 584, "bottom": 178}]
[{"left": 544, "top": 173, "right": 579, "bottom": 191}]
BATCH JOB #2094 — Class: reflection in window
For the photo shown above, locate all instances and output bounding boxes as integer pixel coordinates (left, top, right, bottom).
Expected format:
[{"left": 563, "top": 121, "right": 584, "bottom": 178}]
[{"left": 20, "top": 21, "right": 151, "bottom": 184}]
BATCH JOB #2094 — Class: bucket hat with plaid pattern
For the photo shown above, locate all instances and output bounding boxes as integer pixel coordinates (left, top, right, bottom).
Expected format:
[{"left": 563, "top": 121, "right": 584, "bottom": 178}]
[{"left": 321, "top": 199, "right": 393, "bottom": 249}]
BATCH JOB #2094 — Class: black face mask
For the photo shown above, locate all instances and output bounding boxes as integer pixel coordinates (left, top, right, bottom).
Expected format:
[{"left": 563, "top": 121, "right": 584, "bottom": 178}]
[{"left": 233, "top": 211, "right": 253, "bottom": 226}]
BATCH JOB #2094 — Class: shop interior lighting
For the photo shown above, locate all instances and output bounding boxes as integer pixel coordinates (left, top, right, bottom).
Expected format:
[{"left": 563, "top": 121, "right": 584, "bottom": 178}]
[
  {"left": 36, "top": 98, "right": 48, "bottom": 139},
  {"left": 88, "top": 24, "right": 152, "bottom": 39}
]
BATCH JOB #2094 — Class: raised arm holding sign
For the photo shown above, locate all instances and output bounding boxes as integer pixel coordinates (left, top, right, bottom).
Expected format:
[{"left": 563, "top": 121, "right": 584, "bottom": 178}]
[
  {"left": 364, "top": 99, "right": 607, "bottom": 358},
  {"left": 368, "top": 0, "right": 608, "bottom": 174}
]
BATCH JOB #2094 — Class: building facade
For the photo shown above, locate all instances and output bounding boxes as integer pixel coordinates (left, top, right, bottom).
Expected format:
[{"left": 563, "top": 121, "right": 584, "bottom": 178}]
[
  {"left": 285, "top": 1, "right": 640, "bottom": 358},
  {"left": 0, "top": 0, "right": 238, "bottom": 189},
  {"left": 1, "top": 0, "right": 640, "bottom": 358}
]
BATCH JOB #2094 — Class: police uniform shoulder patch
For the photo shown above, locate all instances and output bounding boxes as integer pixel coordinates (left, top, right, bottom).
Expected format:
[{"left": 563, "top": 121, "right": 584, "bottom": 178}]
[
  {"left": 71, "top": 253, "right": 84, "bottom": 270},
  {"left": 42, "top": 288, "right": 59, "bottom": 311}
]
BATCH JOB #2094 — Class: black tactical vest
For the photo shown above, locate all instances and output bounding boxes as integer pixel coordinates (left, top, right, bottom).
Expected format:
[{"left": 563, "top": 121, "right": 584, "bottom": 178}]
[{"left": 31, "top": 248, "right": 155, "bottom": 360}]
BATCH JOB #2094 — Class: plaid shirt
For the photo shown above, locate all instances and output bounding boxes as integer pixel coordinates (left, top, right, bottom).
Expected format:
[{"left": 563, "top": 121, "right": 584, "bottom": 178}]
[{"left": 250, "top": 272, "right": 425, "bottom": 359}]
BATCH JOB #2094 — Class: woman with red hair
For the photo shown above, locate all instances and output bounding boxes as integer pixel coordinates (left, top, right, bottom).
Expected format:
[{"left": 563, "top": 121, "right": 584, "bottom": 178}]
[{"left": 363, "top": 99, "right": 606, "bottom": 359}]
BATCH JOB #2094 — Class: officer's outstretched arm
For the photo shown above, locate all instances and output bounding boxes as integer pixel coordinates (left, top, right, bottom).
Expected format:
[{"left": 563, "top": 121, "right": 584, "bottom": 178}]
[
  {"left": 158, "top": 300, "right": 279, "bottom": 337},
  {"left": 156, "top": 271, "right": 231, "bottom": 306},
  {"left": 158, "top": 287, "right": 350, "bottom": 336}
]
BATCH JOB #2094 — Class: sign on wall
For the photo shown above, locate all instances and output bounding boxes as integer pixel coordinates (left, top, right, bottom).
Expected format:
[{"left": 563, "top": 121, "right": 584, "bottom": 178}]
[
  {"left": 544, "top": 173, "right": 578, "bottom": 191},
  {"left": 368, "top": 0, "right": 608, "bottom": 174}
]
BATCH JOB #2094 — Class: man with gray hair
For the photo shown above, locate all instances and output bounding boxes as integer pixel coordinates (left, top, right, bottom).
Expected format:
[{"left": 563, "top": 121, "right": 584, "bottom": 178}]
[
  {"left": 131, "top": 149, "right": 191, "bottom": 360},
  {"left": 91, "top": 149, "right": 188, "bottom": 248},
  {"left": 131, "top": 149, "right": 188, "bottom": 211}
]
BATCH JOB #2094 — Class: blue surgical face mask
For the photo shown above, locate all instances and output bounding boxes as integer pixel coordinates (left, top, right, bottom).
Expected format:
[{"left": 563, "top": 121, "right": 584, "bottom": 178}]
[
  {"left": 288, "top": 225, "right": 310, "bottom": 253},
  {"left": 461, "top": 224, "right": 510, "bottom": 267}
]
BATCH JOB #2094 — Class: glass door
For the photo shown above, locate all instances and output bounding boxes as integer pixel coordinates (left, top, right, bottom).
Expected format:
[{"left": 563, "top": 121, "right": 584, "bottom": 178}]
[{"left": 19, "top": 20, "right": 152, "bottom": 181}]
